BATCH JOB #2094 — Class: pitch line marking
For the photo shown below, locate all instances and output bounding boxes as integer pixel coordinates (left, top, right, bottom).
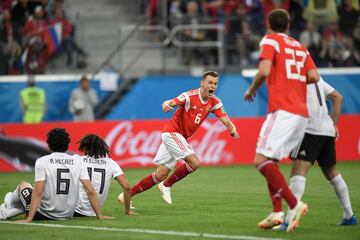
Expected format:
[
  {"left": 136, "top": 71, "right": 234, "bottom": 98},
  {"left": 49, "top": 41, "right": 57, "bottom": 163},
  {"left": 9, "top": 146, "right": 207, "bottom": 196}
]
[{"left": 0, "top": 221, "right": 286, "bottom": 240}]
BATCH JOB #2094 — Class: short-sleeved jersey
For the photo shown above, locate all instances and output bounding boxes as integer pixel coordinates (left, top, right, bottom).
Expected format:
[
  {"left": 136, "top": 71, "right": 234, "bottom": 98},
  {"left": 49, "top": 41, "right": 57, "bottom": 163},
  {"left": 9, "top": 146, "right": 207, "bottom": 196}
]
[
  {"left": 34, "top": 152, "right": 89, "bottom": 219},
  {"left": 306, "top": 78, "right": 336, "bottom": 137},
  {"left": 259, "top": 33, "right": 317, "bottom": 117},
  {"left": 163, "top": 88, "right": 227, "bottom": 139},
  {"left": 75, "top": 155, "right": 123, "bottom": 216}
]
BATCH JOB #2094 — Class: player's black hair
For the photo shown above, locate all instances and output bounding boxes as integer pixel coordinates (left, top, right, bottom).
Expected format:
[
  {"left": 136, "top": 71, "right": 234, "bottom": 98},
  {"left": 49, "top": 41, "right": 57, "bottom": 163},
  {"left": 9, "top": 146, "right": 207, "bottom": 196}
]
[
  {"left": 80, "top": 75, "right": 88, "bottom": 83},
  {"left": 202, "top": 71, "right": 219, "bottom": 80},
  {"left": 77, "top": 134, "right": 110, "bottom": 158},
  {"left": 46, "top": 128, "right": 71, "bottom": 152},
  {"left": 268, "top": 9, "right": 289, "bottom": 33}
]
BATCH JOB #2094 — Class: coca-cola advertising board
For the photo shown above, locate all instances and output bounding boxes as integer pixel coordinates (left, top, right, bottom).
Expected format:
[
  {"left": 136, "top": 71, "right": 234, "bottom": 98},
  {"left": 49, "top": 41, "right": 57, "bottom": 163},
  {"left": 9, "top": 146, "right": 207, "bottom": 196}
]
[{"left": 0, "top": 116, "right": 359, "bottom": 172}]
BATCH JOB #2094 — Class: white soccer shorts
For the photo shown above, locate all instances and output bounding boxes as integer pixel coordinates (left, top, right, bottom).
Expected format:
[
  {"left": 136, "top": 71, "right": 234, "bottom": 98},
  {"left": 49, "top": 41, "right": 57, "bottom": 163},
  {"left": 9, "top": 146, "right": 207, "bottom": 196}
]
[
  {"left": 153, "top": 132, "right": 195, "bottom": 169},
  {"left": 256, "top": 110, "right": 308, "bottom": 160}
]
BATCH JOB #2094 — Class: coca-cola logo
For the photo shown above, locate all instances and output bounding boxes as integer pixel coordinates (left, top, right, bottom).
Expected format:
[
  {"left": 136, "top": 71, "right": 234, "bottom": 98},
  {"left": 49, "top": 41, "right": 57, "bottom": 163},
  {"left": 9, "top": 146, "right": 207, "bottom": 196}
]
[{"left": 105, "top": 120, "right": 233, "bottom": 166}]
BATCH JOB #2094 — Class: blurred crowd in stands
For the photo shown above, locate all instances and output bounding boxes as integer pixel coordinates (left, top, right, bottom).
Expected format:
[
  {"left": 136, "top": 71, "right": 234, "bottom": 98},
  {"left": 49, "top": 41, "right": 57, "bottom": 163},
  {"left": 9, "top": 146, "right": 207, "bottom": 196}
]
[
  {"left": 1, "top": 0, "right": 360, "bottom": 75},
  {"left": 0, "top": 0, "right": 86, "bottom": 75},
  {"left": 147, "top": 0, "right": 360, "bottom": 68}
]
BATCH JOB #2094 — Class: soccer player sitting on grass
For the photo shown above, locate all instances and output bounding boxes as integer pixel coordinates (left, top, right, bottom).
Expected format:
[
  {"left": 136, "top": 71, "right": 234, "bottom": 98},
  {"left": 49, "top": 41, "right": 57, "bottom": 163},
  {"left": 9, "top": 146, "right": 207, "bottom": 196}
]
[
  {"left": 74, "top": 134, "right": 135, "bottom": 217},
  {"left": 272, "top": 77, "right": 357, "bottom": 230},
  {"left": 118, "top": 71, "right": 239, "bottom": 206},
  {"left": 0, "top": 128, "right": 112, "bottom": 221}
]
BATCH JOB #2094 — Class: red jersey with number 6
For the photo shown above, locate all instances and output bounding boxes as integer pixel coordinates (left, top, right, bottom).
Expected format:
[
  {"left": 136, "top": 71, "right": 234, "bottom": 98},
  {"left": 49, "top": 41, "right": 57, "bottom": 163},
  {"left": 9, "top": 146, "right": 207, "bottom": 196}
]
[
  {"left": 162, "top": 88, "right": 227, "bottom": 139},
  {"left": 259, "top": 33, "right": 316, "bottom": 117}
]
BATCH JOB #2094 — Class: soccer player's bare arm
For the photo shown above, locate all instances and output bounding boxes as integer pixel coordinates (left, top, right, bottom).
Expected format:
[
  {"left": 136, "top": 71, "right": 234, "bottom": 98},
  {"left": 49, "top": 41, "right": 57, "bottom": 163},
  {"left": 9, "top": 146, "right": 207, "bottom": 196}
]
[
  {"left": 219, "top": 116, "right": 239, "bottom": 139},
  {"left": 162, "top": 99, "right": 177, "bottom": 112},
  {"left": 244, "top": 60, "right": 272, "bottom": 102},
  {"left": 80, "top": 179, "right": 114, "bottom": 220},
  {"left": 17, "top": 180, "right": 45, "bottom": 223},
  {"left": 115, "top": 175, "right": 136, "bottom": 215},
  {"left": 327, "top": 89, "right": 343, "bottom": 130}
]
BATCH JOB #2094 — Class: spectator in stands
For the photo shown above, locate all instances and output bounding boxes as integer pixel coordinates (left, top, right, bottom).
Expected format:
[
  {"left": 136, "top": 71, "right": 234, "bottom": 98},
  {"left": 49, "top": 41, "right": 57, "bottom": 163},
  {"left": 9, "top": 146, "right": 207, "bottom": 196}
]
[
  {"left": 228, "top": 3, "right": 260, "bottom": 67},
  {"left": 23, "top": 5, "right": 49, "bottom": 74},
  {"left": 299, "top": 21, "right": 322, "bottom": 65},
  {"left": 168, "top": 0, "right": 186, "bottom": 29},
  {"left": 0, "top": 9, "right": 22, "bottom": 74},
  {"left": 337, "top": 0, "right": 360, "bottom": 37},
  {"left": 352, "top": 17, "right": 360, "bottom": 65},
  {"left": 288, "top": 0, "right": 307, "bottom": 39},
  {"left": 68, "top": 76, "right": 99, "bottom": 122},
  {"left": 180, "top": 1, "right": 210, "bottom": 66},
  {"left": 19, "top": 75, "right": 47, "bottom": 124},
  {"left": 243, "top": 0, "right": 265, "bottom": 36},
  {"left": 49, "top": 7, "right": 87, "bottom": 68},
  {"left": 11, "top": 0, "right": 30, "bottom": 43},
  {"left": 0, "top": 0, "right": 12, "bottom": 12},
  {"left": 320, "top": 21, "right": 350, "bottom": 67},
  {"left": 303, "top": 0, "right": 338, "bottom": 31}
]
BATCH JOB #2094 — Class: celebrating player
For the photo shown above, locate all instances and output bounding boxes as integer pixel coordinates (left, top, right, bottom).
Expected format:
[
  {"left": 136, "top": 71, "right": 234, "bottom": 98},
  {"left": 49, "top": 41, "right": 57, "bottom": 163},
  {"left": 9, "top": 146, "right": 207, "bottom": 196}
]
[
  {"left": 0, "top": 128, "right": 112, "bottom": 221},
  {"left": 118, "top": 70, "right": 239, "bottom": 206},
  {"left": 74, "top": 134, "right": 135, "bottom": 216},
  {"left": 244, "top": 9, "right": 319, "bottom": 232}
]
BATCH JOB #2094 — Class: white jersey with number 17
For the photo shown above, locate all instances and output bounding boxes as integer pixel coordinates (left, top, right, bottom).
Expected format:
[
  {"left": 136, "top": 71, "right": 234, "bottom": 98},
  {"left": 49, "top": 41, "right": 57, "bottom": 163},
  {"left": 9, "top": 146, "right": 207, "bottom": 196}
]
[
  {"left": 34, "top": 152, "right": 89, "bottom": 219},
  {"left": 75, "top": 156, "right": 123, "bottom": 216}
]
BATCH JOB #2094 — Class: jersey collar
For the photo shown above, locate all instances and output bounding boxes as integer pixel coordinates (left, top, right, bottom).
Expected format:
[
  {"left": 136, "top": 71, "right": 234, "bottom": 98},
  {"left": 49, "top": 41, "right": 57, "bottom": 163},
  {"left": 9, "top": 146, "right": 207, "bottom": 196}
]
[{"left": 198, "top": 88, "right": 209, "bottom": 104}]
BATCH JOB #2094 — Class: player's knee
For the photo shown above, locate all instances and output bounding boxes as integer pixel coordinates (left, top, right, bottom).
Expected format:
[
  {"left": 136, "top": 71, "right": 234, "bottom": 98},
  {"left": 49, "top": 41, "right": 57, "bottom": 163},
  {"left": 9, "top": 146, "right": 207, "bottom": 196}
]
[
  {"left": 157, "top": 174, "right": 167, "bottom": 182},
  {"left": 190, "top": 160, "right": 201, "bottom": 170},
  {"left": 18, "top": 181, "right": 32, "bottom": 191},
  {"left": 253, "top": 154, "right": 267, "bottom": 166},
  {"left": 19, "top": 187, "right": 33, "bottom": 211}
]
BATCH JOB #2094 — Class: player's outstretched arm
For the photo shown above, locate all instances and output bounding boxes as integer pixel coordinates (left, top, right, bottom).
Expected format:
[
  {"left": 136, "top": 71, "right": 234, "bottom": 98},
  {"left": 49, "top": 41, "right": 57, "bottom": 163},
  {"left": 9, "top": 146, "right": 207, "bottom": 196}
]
[
  {"left": 244, "top": 60, "right": 271, "bottom": 102},
  {"left": 81, "top": 179, "right": 115, "bottom": 220},
  {"left": 17, "top": 181, "right": 45, "bottom": 223},
  {"left": 115, "top": 175, "right": 136, "bottom": 215},
  {"left": 219, "top": 116, "right": 239, "bottom": 140},
  {"left": 162, "top": 99, "right": 177, "bottom": 112}
]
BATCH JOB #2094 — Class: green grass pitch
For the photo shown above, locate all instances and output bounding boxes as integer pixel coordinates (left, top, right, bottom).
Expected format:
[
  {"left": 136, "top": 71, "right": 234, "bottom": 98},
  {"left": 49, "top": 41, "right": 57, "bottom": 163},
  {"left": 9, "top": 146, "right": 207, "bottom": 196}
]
[{"left": 0, "top": 162, "right": 359, "bottom": 240}]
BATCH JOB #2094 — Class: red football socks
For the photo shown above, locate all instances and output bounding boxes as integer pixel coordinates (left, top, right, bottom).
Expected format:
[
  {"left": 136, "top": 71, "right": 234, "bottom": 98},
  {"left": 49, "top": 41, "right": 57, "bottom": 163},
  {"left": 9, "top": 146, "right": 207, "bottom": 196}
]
[
  {"left": 163, "top": 163, "right": 195, "bottom": 188},
  {"left": 257, "top": 160, "right": 297, "bottom": 209},
  {"left": 130, "top": 173, "right": 160, "bottom": 197}
]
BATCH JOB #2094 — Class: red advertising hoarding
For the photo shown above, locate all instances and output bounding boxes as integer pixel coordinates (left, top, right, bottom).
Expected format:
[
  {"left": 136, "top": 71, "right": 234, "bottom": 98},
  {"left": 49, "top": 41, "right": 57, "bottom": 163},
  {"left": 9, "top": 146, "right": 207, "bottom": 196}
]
[{"left": 1, "top": 116, "right": 359, "bottom": 172}]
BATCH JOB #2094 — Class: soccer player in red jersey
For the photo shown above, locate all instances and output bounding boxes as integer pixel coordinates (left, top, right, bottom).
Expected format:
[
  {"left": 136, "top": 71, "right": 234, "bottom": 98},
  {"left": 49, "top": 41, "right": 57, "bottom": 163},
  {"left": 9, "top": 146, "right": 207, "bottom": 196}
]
[
  {"left": 244, "top": 9, "right": 319, "bottom": 232},
  {"left": 118, "top": 71, "right": 239, "bottom": 206}
]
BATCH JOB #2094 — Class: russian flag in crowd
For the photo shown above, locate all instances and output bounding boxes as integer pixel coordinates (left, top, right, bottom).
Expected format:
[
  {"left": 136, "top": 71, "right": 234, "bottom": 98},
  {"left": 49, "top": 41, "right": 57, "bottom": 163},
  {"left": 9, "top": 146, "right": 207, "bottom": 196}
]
[{"left": 42, "top": 23, "right": 62, "bottom": 56}]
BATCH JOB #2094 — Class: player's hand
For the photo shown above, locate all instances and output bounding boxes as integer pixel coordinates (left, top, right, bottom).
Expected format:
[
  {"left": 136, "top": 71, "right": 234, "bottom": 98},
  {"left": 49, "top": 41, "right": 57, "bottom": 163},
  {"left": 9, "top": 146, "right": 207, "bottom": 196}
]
[
  {"left": 17, "top": 219, "right": 31, "bottom": 223},
  {"left": 231, "top": 131, "right": 239, "bottom": 140},
  {"left": 335, "top": 126, "right": 340, "bottom": 140},
  {"left": 162, "top": 101, "right": 174, "bottom": 112},
  {"left": 244, "top": 89, "right": 256, "bottom": 102},
  {"left": 98, "top": 215, "right": 115, "bottom": 220}
]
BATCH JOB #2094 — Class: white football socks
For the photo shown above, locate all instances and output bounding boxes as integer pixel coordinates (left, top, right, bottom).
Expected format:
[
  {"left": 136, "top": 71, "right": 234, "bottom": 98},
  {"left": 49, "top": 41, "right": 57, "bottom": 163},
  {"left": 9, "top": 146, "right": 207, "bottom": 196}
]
[
  {"left": 289, "top": 175, "right": 306, "bottom": 201},
  {"left": 330, "top": 174, "right": 354, "bottom": 219},
  {"left": 2, "top": 207, "right": 24, "bottom": 219}
]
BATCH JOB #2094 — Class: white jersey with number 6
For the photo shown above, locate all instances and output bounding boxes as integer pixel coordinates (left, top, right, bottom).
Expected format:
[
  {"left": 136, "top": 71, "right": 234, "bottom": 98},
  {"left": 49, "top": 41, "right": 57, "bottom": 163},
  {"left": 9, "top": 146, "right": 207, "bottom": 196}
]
[
  {"left": 75, "top": 156, "right": 123, "bottom": 216},
  {"left": 34, "top": 152, "right": 89, "bottom": 219}
]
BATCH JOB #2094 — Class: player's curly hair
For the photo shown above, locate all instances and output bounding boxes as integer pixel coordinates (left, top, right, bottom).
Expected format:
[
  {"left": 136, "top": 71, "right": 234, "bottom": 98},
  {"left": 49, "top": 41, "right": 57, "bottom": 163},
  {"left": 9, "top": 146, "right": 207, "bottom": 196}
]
[
  {"left": 77, "top": 134, "right": 110, "bottom": 158},
  {"left": 46, "top": 128, "right": 71, "bottom": 152}
]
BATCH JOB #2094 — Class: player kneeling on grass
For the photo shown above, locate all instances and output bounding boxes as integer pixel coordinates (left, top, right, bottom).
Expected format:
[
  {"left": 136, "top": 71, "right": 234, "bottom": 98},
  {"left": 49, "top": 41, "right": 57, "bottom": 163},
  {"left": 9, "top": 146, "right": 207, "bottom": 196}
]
[
  {"left": 74, "top": 134, "right": 135, "bottom": 217},
  {"left": 118, "top": 70, "right": 239, "bottom": 207},
  {"left": 0, "top": 128, "right": 112, "bottom": 222}
]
